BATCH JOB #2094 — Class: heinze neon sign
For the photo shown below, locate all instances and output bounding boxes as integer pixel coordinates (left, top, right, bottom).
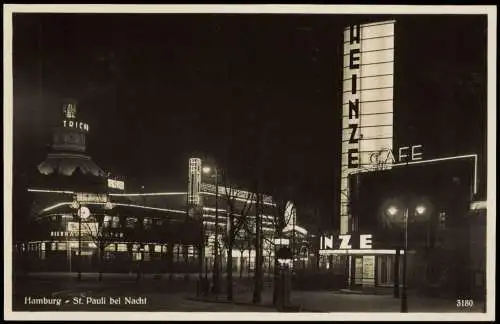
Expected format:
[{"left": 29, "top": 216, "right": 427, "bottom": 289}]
[{"left": 320, "top": 234, "right": 373, "bottom": 250}]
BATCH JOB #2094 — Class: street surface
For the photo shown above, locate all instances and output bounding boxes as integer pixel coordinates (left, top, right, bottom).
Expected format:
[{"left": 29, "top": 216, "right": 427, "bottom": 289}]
[{"left": 12, "top": 273, "right": 485, "bottom": 313}]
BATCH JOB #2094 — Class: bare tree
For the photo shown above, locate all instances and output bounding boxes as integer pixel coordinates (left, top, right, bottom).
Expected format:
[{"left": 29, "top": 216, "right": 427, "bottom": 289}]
[
  {"left": 82, "top": 212, "right": 117, "bottom": 281},
  {"left": 266, "top": 192, "right": 290, "bottom": 306},
  {"left": 252, "top": 188, "right": 264, "bottom": 304},
  {"left": 219, "top": 172, "right": 255, "bottom": 301}
]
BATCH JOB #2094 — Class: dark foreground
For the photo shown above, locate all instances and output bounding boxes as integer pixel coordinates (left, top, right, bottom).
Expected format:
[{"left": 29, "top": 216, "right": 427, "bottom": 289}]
[{"left": 12, "top": 273, "right": 486, "bottom": 313}]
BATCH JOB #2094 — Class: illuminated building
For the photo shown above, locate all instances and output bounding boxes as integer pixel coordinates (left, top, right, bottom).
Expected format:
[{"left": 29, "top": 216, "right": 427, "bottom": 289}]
[
  {"left": 329, "top": 19, "right": 486, "bottom": 298},
  {"left": 190, "top": 174, "right": 310, "bottom": 276},
  {"left": 15, "top": 100, "right": 309, "bottom": 276},
  {"left": 16, "top": 100, "right": 202, "bottom": 274}
]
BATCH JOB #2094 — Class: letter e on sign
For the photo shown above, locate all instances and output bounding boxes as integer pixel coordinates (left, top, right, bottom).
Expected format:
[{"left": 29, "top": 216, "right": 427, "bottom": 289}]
[
  {"left": 412, "top": 145, "right": 423, "bottom": 161},
  {"left": 360, "top": 234, "right": 373, "bottom": 249}
]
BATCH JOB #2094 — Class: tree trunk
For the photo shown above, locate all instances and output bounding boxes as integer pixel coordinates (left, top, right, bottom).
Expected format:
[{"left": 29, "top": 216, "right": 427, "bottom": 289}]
[
  {"left": 227, "top": 239, "right": 234, "bottom": 301},
  {"left": 136, "top": 244, "right": 143, "bottom": 282},
  {"left": 225, "top": 210, "right": 235, "bottom": 301},
  {"left": 273, "top": 258, "right": 279, "bottom": 306},
  {"left": 253, "top": 193, "right": 263, "bottom": 304},
  {"left": 98, "top": 247, "right": 104, "bottom": 281},
  {"left": 239, "top": 250, "right": 244, "bottom": 279}
]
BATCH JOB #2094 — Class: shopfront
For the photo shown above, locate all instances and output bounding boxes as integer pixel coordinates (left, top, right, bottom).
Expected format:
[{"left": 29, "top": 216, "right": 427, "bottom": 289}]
[{"left": 318, "top": 233, "right": 406, "bottom": 288}]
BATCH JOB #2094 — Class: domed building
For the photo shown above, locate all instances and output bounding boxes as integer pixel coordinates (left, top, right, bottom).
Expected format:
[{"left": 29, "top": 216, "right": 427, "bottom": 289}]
[
  {"left": 14, "top": 99, "right": 311, "bottom": 281},
  {"left": 16, "top": 99, "right": 201, "bottom": 276}
]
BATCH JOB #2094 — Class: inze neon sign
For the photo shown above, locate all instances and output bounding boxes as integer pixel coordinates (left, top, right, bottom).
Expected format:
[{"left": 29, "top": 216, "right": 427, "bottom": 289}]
[{"left": 320, "top": 234, "right": 373, "bottom": 250}]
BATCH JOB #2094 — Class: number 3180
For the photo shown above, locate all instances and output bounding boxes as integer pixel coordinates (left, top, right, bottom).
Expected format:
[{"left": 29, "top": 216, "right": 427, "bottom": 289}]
[{"left": 457, "top": 299, "right": 474, "bottom": 307}]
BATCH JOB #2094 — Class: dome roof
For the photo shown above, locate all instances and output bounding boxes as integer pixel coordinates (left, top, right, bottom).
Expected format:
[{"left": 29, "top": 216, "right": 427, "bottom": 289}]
[{"left": 37, "top": 152, "right": 106, "bottom": 178}]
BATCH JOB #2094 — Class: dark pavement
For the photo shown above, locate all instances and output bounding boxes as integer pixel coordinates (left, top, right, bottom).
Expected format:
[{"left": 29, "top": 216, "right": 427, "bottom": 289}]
[{"left": 12, "top": 273, "right": 486, "bottom": 313}]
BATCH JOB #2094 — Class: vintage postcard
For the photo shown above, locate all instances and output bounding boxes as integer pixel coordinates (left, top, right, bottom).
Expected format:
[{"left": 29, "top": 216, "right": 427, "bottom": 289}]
[{"left": 3, "top": 4, "right": 496, "bottom": 321}]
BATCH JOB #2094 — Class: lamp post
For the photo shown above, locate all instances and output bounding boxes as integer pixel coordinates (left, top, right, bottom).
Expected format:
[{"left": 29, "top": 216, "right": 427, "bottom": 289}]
[
  {"left": 276, "top": 245, "right": 293, "bottom": 311},
  {"left": 70, "top": 200, "right": 81, "bottom": 280},
  {"left": 203, "top": 165, "right": 220, "bottom": 295},
  {"left": 386, "top": 201, "right": 429, "bottom": 313},
  {"left": 198, "top": 214, "right": 206, "bottom": 296}
]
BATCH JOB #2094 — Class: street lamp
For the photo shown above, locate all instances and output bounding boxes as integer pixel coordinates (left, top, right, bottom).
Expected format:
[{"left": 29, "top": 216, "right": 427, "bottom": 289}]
[
  {"left": 70, "top": 200, "right": 80, "bottom": 279},
  {"left": 276, "top": 246, "right": 293, "bottom": 311},
  {"left": 203, "top": 164, "right": 220, "bottom": 295},
  {"left": 385, "top": 198, "right": 431, "bottom": 313}
]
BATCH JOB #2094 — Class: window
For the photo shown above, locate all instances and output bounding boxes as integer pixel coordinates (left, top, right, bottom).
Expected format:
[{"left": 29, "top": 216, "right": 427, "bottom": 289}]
[
  {"left": 57, "top": 243, "right": 67, "bottom": 251},
  {"left": 117, "top": 244, "right": 128, "bottom": 252},
  {"left": 174, "top": 244, "right": 183, "bottom": 262},
  {"left": 133, "top": 252, "right": 142, "bottom": 261},
  {"left": 111, "top": 216, "right": 120, "bottom": 228},
  {"left": 104, "top": 244, "right": 116, "bottom": 252},
  {"left": 125, "top": 217, "right": 137, "bottom": 229},
  {"left": 154, "top": 245, "right": 162, "bottom": 253},
  {"left": 143, "top": 218, "right": 152, "bottom": 230},
  {"left": 103, "top": 215, "right": 111, "bottom": 228}
]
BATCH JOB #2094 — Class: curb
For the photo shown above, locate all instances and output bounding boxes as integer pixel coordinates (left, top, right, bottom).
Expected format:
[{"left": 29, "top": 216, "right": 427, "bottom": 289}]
[
  {"left": 186, "top": 296, "right": 275, "bottom": 309},
  {"left": 336, "top": 289, "right": 393, "bottom": 296},
  {"left": 186, "top": 296, "right": 317, "bottom": 312}
]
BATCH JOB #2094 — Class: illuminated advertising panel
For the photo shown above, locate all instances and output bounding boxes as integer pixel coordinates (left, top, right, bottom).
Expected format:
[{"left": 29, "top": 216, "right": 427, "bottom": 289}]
[
  {"left": 188, "top": 158, "right": 202, "bottom": 207},
  {"left": 67, "top": 221, "right": 99, "bottom": 236},
  {"left": 340, "top": 20, "right": 396, "bottom": 235},
  {"left": 75, "top": 192, "right": 108, "bottom": 203},
  {"left": 107, "top": 179, "right": 125, "bottom": 191}
]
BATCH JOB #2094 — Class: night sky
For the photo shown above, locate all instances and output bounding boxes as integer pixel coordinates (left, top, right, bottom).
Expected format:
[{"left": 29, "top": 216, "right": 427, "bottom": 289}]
[{"left": 11, "top": 13, "right": 488, "bottom": 230}]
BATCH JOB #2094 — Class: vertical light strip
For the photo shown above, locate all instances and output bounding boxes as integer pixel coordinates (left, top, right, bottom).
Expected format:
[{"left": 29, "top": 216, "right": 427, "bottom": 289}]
[{"left": 341, "top": 20, "right": 395, "bottom": 235}]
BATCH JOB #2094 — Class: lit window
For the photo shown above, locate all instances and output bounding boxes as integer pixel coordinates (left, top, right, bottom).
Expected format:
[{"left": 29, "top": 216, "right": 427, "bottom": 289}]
[
  {"left": 126, "top": 217, "right": 137, "bottom": 228},
  {"left": 57, "top": 243, "right": 67, "bottom": 251},
  {"left": 133, "top": 252, "right": 142, "bottom": 261},
  {"left": 69, "top": 242, "right": 79, "bottom": 248},
  {"left": 104, "top": 215, "right": 111, "bottom": 228},
  {"left": 143, "top": 218, "right": 152, "bottom": 230},
  {"left": 117, "top": 244, "right": 128, "bottom": 252},
  {"left": 88, "top": 242, "right": 97, "bottom": 248},
  {"left": 41, "top": 243, "right": 46, "bottom": 251},
  {"left": 133, "top": 244, "right": 140, "bottom": 252},
  {"left": 154, "top": 245, "right": 162, "bottom": 253},
  {"left": 51, "top": 243, "right": 56, "bottom": 251},
  {"left": 112, "top": 216, "right": 120, "bottom": 228},
  {"left": 105, "top": 244, "right": 116, "bottom": 252},
  {"left": 143, "top": 245, "right": 150, "bottom": 252}
]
